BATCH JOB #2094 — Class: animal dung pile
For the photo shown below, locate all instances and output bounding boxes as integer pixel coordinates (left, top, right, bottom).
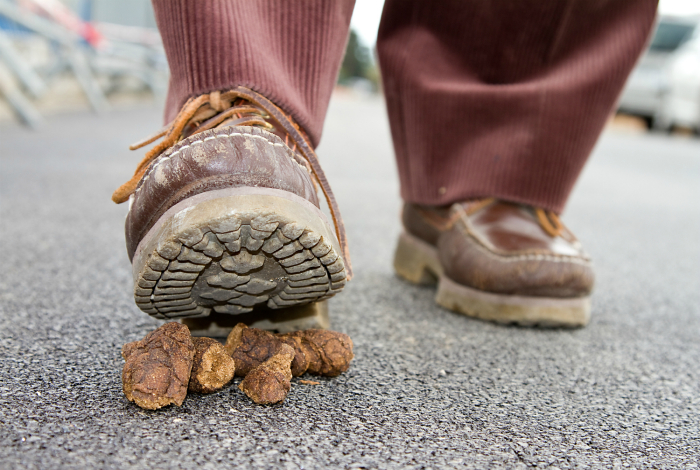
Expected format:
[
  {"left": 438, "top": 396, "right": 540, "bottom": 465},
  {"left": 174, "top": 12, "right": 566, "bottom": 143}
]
[{"left": 121, "top": 322, "right": 353, "bottom": 409}]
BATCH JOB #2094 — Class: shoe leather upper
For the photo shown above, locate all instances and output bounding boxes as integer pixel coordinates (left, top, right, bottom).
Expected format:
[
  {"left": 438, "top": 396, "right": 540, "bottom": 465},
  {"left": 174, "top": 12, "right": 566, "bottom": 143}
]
[
  {"left": 403, "top": 200, "right": 594, "bottom": 298},
  {"left": 125, "top": 125, "right": 319, "bottom": 260}
]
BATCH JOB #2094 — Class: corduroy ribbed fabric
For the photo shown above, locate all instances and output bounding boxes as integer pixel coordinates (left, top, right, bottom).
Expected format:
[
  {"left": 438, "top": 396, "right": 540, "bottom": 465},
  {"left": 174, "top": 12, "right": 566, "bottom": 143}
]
[
  {"left": 152, "top": 0, "right": 657, "bottom": 213},
  {"left": 152, "top": 0, "right": 355, "bottom": 147},
  {"left": 377, "top": 0, "right": 658, "bottom": 213}
]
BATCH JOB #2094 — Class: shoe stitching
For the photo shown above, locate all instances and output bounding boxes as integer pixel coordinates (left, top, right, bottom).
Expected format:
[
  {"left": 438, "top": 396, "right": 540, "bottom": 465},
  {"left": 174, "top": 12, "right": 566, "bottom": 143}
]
[
  {"left": 454, "top": 205, "right": 592, "bottom": 265},
  {"left": 134, "top": 128, "right": 308, "bottom": 199}
]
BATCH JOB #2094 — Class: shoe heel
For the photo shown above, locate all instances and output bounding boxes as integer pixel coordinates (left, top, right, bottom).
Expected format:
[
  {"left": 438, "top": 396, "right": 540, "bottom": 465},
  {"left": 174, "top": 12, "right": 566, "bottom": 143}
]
[
  {"left": 181, "top": 300, "right": 330, "bottom": 336},
  {"left": 393, "top": 232, "right": 442, "bottom": 285},
  {"left": 131, "top": 187, "right": 347, "bottom": 320}
]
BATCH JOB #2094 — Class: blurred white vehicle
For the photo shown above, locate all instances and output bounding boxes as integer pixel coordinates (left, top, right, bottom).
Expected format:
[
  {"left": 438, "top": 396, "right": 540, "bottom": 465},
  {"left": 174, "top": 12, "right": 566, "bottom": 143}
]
[
  {"left": 617, "top": 16, "right": 698, "bottom": 129},
  {"left": 656, "top": 28, "right": 700, "bottom": 133}
]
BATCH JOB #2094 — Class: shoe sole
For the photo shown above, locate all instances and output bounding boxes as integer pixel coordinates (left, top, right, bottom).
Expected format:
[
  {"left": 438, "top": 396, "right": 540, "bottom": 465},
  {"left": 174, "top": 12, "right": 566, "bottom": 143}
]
[
  {"left": 131, "top": 187, "right": 347, "bottom": 324},
  {"left": 394, "top": 231, "right": 591, "bottom": 327},
  {"left": 181, "top": 301, "right": 330, "bottom": 337}
]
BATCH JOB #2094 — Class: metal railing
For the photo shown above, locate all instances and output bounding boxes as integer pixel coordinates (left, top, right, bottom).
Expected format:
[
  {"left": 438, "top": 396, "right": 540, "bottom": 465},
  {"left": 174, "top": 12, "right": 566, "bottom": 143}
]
[{"left": 0, "top": 0, "right": 167, "bottom": 128}]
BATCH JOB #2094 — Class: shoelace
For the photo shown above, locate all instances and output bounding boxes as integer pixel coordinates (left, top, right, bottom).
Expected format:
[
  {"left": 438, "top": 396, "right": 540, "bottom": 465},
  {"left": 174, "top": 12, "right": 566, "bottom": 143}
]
[
  {"left": 450, "top": 199, "right": 565, "bottom": 238},
  {"left": 113, "top": 87, "right": 353, "bottom": 280},
  {"left": 534, "top": 208, "right": 564, "bottom": 237},
  {"left": 465, "top": 200, "right": 564, "bottom": 237}
]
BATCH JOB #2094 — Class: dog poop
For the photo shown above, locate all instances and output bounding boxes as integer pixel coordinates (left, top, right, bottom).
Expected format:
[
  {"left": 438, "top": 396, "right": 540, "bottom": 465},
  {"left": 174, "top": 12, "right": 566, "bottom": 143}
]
[
  {"left": 224, "top": 323, "right": 284, "bottom": 376},
  {"left": 188, "top": 337, "right": 236, "bottom": 394},
  {"left": 225, "top": 324, "right": 354, "bottom": 377},
  {"left": 238, "top": 344, "right": 295, "bottom": 405},
  {"left": 121, "top": 322, "right": 195, "bottom": 410},
  {"left": 122, "top": 322, "right": 354, "bottom": 409},
  {"left": 279, "top": 329, "right": 354, "bottom": 377}
]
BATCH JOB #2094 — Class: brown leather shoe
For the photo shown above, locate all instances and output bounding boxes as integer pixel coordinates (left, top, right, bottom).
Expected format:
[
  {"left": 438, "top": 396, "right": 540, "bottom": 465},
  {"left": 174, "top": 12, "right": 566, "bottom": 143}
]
[
  {"left": 394, "top": 199, "right": 594, "bottom": 327},
  {"left": 113, "top": 87, "right": 351, "bottom": 332}
]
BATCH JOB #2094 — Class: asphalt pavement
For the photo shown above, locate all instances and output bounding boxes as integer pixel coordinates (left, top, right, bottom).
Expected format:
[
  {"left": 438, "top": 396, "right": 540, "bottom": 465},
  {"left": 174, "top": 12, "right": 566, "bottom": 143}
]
[{"left": 1, "top": 96, "right": 699, "bottom": 469}]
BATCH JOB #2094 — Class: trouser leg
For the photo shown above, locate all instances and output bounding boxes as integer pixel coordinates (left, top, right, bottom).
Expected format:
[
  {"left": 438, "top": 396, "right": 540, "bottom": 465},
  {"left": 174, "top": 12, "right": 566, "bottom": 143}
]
[
  {"left": 377, "top": 0, "right": 657, "bottom": 213},
  {"left": 152, "top": 0, "right": 355, "bottom": 147}
]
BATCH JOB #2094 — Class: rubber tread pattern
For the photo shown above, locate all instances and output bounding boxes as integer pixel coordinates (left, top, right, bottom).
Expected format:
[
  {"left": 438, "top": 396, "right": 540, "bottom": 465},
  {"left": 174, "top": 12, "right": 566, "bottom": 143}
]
[{"left": 134, "top": 212, "right": 347, "bottom": 319}]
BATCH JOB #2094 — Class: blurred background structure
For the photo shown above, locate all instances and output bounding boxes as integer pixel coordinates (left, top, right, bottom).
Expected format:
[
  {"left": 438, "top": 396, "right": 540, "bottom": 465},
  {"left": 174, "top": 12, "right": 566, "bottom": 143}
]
[
  {"left": 0, "top": 0, "right": 166, "bottom": 128},
  {"left": 618, "top": 14, "right": 700, "bottom": 134}
]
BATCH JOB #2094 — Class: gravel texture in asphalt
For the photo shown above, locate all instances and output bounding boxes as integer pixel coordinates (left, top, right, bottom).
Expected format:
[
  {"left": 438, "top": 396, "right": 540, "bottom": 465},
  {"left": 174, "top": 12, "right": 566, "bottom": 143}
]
[{"left": 1, "top": 97, "right": 699, "bottom": 469}]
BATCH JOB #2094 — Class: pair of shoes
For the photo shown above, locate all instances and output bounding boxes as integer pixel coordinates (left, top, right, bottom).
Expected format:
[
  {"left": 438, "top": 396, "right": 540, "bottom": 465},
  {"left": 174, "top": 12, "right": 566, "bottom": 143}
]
[
  {"left": 113, "top": 87, "right": 351, "bottom": 333},
  {"left": 394, "top": 200, "right": 594, "bottom": 327},
  {"left": 116, "top": 88, "right": 593, "bottom": 330}
]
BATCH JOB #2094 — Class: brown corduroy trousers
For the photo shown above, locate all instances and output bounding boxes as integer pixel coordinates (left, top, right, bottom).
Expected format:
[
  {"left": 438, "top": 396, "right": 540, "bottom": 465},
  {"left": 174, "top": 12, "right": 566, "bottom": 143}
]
[{"left": 152, "top": 0, "right": 657, "bottom": 213}]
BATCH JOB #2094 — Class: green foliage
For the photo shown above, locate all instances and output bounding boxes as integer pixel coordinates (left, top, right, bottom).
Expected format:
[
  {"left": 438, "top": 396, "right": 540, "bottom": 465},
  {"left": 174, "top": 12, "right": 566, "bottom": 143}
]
[{"left": 338, "top": 29, "right": 376, "bottom": 86}]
